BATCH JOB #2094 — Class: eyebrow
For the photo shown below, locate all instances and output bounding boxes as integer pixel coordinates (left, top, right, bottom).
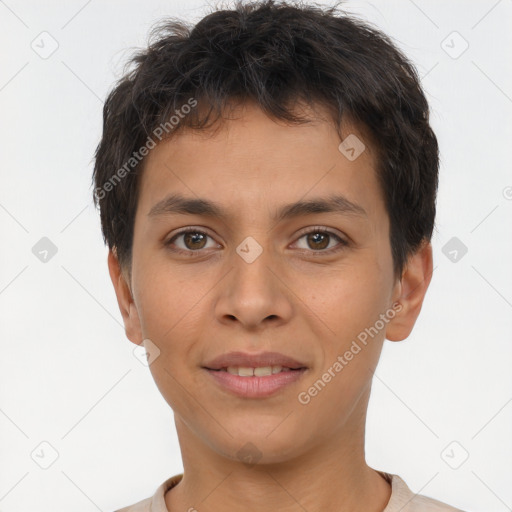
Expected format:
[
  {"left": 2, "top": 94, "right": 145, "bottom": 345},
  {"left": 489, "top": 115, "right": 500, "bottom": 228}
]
[{"left": 147, "top": 192, "right": 367, "bottom": 222}]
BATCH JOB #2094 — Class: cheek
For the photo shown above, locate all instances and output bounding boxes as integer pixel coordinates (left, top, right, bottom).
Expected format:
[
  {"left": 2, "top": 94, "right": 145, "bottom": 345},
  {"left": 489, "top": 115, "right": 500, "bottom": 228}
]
[
  {"left": 297, "top": 274, "right": 387, "bottom": 424},
  {"left": 134, "top": 255, "right": 206, "bottom": 335},
  {"left": 307, "top": 265, "right": 387, "bottom": 331},
  {"left": 302, "top": 264, "right": 390, "bottom": 397},
  {"left": 134, "top": 267, "right": 210, "bottom": 412}
]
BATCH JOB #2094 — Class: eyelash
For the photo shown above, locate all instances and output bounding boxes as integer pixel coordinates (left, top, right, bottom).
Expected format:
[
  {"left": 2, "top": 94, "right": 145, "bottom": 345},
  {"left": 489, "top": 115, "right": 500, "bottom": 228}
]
[{"left": 164, "top": 226, "right": 349, "bottom": 256}]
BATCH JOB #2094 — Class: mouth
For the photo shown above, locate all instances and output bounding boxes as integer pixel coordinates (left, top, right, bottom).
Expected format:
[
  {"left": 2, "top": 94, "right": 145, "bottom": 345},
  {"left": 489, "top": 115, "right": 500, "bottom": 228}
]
[
  {"left": 201, "top": 351, "right": 309, "bottom": 398},
  {"left": 202, "top": 350, "right": 308, "bottom": 372},
  {"left": 202, "top": 366, "right": 308, "bottom": 398},
  {"left": 205, "top": 365, "right": 307, "bottom": 376}
]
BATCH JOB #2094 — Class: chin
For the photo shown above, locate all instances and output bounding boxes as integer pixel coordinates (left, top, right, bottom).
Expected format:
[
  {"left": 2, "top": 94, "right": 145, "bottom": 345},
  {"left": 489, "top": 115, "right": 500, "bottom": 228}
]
[{"left": 212, "top": 428, "right": 308, "bottom": 466}]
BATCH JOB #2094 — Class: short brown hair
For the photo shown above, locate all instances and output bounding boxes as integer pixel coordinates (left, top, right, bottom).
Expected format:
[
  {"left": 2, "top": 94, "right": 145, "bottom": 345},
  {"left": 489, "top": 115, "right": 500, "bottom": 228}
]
[{"left": 92, "top": 0, "right": 439, "bottom": 280}]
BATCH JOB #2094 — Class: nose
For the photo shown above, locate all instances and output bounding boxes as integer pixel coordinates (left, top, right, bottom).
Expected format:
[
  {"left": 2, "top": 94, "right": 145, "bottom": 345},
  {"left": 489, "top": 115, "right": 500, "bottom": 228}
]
[{"left": 214, "top": 241, "right": 294, "bottom": 330}]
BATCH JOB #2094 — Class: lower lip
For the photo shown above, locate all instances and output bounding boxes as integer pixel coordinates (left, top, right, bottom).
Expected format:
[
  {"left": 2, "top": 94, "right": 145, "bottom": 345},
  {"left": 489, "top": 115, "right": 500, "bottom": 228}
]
[{"left": 204, "top": 368, "right": 307, "bottom": 398}]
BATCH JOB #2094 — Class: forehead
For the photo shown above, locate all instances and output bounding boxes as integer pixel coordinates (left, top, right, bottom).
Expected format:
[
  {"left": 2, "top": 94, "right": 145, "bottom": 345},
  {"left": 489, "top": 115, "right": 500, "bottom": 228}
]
[{"left": 136, "top": 101, "right": 384, "bottom": 223}]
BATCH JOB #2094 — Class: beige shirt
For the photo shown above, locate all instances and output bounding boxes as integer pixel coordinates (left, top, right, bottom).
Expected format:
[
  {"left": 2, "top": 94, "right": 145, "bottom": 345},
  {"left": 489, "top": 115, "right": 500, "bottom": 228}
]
[{"left": 114, "top": 470, "right": 465, "bottom": 511}]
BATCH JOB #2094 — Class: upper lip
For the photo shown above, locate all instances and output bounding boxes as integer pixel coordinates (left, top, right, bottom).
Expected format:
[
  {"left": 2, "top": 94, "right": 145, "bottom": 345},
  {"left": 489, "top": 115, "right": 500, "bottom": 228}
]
[{"left": 203, "top": 351, "right": 307, "bottom": 370}]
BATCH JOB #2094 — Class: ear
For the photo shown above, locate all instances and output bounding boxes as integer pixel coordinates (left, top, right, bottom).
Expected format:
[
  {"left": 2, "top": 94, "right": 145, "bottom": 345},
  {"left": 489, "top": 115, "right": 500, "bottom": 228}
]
[
  {"left": 107, "top": 249, "right": 143, "bottom": 345},
  {"left": 385, "top": 240, "right": 433, "bottom": 342}
]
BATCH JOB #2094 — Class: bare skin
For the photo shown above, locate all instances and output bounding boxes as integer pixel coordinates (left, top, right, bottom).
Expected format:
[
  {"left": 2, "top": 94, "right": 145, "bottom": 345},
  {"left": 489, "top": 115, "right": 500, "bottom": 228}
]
[{"left": 108, "top": 101, "right": 433, "bottom": 512}]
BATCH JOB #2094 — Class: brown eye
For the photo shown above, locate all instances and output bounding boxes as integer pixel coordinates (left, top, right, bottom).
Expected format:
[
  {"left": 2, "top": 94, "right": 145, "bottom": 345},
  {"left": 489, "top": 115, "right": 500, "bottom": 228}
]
[
  {"left": 164, "top": 226, "right": 348, "bottom": 257},
  {"left": 294, "top": 228, "right": 348, "bottom": 254},
  {"left": 306, "top": 232, "right": 330, "bottom": 250},
  {"left": 165, "top": 229, "right": 216, "bottom": 254},
  {"left": 182, "top": 231, "right": 208, "bottom": 250}
]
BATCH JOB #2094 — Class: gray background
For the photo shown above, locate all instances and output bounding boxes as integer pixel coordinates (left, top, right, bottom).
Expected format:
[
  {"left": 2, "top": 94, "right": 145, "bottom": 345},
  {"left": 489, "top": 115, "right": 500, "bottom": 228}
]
[{"left": 1, "top": 1, "right": 511, "bottom": 511}]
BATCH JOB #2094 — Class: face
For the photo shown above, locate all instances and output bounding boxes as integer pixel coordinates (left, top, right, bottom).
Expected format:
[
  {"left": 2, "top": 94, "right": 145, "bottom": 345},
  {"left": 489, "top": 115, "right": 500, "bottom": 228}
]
[{"left": 109, "top": 101, "right": 431, "bottom": 466}]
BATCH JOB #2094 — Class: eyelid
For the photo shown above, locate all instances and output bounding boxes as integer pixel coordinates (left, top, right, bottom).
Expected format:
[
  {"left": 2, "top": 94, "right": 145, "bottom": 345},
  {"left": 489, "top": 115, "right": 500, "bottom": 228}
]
[{"left": 294, "top": 225, "right": 346, "bottom": 241}]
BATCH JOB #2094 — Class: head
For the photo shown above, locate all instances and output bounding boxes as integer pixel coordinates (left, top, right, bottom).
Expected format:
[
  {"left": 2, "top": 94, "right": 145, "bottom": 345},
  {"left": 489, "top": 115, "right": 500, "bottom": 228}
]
[{"left": 93, "top": 0, "right": 437, "bottom": 465}]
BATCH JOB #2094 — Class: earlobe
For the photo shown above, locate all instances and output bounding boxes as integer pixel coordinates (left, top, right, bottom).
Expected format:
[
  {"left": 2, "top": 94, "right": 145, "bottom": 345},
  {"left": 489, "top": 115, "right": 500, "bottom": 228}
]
[
  {"left": 107, "top": 250, "right": 143, "bottom": 345},
  {"left": 385, "top": 241, "right": 434, "bottom": 342}
]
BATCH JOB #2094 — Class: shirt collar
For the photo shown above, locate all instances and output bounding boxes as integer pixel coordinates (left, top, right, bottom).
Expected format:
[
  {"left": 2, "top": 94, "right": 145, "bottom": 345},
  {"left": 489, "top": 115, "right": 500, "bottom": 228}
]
[{"left": 150, "top": 471, "right": 416, "bottom": 512}]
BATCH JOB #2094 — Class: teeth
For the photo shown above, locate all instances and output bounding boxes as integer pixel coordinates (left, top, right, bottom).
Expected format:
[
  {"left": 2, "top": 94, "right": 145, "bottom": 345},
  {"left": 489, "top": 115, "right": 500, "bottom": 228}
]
[{"left": 225, "top": 365, "right": 293, "bottom": 377}]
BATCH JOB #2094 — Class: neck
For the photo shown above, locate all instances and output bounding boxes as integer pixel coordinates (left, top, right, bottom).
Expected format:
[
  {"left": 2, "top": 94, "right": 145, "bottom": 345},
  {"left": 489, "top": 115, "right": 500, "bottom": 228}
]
[{"left": 165, "top": 387, "right": 391, "bottom": 512}]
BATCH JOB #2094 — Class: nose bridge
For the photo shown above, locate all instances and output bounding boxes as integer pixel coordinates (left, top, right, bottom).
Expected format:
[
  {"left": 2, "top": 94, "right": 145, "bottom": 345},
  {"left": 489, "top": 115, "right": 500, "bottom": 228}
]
[
  {"left": 215, "top": 229, "right": 293, "bottom": 327},
  {"left": 231, "top": 231, "right": 277, "bottom": 294}
]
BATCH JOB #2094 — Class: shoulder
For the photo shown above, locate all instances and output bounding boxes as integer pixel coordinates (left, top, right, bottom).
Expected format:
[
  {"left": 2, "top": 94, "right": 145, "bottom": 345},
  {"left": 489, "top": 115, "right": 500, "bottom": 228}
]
[
  {"left": 406, "top": 493, "right": 466, "bottom": 511},
  {"left": 112, "top": 473, "right": 183, "bottom": 512},
  {"left": 114, "top": 496, "right": 151, "bottom": 512},
  {"left": 115, "top": 473, "right": 183, "bottom": 512},
  {"left": 402, "top": 489, "right": 466, "bottom": 512},
  {"left": 380, "top": 472, "right": 467, "bottom": 512}
]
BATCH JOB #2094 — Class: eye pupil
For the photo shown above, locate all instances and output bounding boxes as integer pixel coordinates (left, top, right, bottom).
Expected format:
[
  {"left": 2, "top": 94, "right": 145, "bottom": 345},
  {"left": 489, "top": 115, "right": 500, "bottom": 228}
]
[
  {"left": 185, "top": 232, "right": 207, "bottom": 250},
  {"left": 308, "top": 232, "right": 329, "bottom": 250}
]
